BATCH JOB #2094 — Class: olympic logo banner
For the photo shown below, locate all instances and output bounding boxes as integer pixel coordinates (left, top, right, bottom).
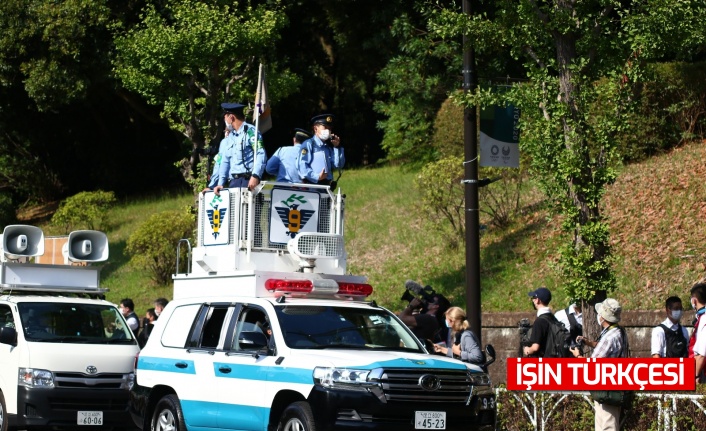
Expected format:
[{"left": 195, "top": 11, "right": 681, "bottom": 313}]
[{"left": 507, "top": 357, "right": 695, "bottom": 391}]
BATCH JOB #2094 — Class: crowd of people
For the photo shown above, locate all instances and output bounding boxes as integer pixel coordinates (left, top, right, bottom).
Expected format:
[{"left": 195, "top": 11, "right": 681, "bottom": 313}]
[
  {"left": 519, "top": 281, "right": 706, "bottom": 431},
  {"left": 204, "top": 102, "right": 345, "bottom": 194},
  {"left": 119, "top": 297, "right": 169, "bottom": 348}
]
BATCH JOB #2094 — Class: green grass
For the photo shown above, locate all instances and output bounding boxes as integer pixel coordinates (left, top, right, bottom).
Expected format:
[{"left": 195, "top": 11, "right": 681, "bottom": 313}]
[{"left": 23, "top": 141, "right": 706, "bottom": 316}]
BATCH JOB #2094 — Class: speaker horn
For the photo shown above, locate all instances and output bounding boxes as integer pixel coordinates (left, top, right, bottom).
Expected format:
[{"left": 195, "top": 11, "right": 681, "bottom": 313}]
[
  {"left": 67, "top": 230, "right": 109, "bottom": 263},
  {"left": 2, "top": 225, "right": 45, "bottom": 260}
]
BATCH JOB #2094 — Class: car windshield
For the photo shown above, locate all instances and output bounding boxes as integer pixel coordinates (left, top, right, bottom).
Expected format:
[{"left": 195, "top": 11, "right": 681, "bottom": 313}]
[
  {"left": 274, "top": 305, "right": 422, "bottom": 352},
  {"left": 18, "top": 302, "right": 136, "bottom": 344}
]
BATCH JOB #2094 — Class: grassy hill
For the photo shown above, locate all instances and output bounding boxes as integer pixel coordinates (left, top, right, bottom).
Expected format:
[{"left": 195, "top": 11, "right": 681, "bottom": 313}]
[{"left": 21, "top": 140, "right": 706, "bottom": 316}]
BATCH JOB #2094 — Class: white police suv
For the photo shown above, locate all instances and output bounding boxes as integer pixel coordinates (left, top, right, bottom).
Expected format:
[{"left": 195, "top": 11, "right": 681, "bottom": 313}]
[{"left": 129, "top": 184, "right": 496, "bottom": 431}]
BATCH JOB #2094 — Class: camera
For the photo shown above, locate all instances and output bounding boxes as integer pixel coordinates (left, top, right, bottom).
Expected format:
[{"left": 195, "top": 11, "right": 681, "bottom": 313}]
[
  {"left": 570, "top": 338, "right": 584, "bottom": 351},
  {"left": 401, "top": 280, "right": 436, "bottom": 307}
]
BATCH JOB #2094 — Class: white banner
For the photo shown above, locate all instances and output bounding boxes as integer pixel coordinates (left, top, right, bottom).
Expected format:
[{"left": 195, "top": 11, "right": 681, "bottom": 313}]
[
  {"left": 203, "top": 190, "right": 230, "bottom": 246},
  {"left": 480, "top": 132, "right": 520, "bottom": 168},
  {"left": 269, "top": 188, "right": 320, "bottom": 244}
]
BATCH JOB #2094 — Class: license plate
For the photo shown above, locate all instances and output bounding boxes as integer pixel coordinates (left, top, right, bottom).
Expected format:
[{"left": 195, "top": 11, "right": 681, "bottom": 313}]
[
  {"left": 415, "top": 411, "right": 446, "bottom": 429},
  {"left": 77, "top": 411, "right": 103, "bottom": 426}
]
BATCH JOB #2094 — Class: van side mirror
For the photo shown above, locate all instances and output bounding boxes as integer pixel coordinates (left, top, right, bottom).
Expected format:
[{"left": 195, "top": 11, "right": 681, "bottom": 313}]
[
  {"left": 0, "top": 326, "right": 17, "bottom": 346},
  {"left": 484, "top": 344, "right": 496, "bottom": 368},
  {"left": 238, "top": 331, "right": 269, "bottom": 351}
]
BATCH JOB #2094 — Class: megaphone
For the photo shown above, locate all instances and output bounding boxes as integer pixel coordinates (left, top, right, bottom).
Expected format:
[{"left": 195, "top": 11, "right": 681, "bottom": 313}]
[
  {"left": 66, "top": 230, "right": 109, "bottom": 263},
  {"left": 1, "top": 225, "right": 45, "bottom": 261}
]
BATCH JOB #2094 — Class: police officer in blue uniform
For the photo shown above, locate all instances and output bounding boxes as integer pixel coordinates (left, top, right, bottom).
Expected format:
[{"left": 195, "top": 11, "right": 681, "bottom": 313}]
[
  {"left": 266, "top": 128, "right": 310, "bottom": 183},
  {"left": 297, "top": 114, "right": 345, "bottom": 186},
  {"left": 213, "top": 102, "right": 266, "bottom": 193}
]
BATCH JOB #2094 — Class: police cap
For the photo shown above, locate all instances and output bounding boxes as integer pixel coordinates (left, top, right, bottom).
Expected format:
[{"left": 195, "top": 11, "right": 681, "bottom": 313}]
[
  {"left": 311, "top": 114, "right": 335, "bottom": 127},
  {"left": 221, "top": 102, "right": 246, "bottom": 115},
  {"left": 293, "top": 128, "right": 311, "bottom": 141}
]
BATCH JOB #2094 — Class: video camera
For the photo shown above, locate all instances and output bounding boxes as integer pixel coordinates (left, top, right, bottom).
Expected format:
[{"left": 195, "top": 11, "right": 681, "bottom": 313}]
[{"left": 401, "top": 280, "right": 437, "bottom": 308}]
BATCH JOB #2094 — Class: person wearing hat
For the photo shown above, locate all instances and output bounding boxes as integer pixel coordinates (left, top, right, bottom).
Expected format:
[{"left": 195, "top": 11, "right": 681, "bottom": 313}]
[
  {"left": 571, "top": 298, "right": 629, "bottom": 431},
  {"left": 523, "top": 287, "right": 556, "bottom": 357},
  {"left": 266, "top": 128, "right": 311, "bottom": 183},
  {"left": 213, "top": 102, "right": 266, "bottom": 193},
  {"left": 297, "top": 114, "right": 345, "bottom": 186}
]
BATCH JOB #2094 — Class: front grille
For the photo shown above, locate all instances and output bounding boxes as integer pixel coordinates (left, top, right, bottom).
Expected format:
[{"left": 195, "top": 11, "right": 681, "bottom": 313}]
[
  {"left": 48, "top": 396, "right": 128, "bottom": 411},
  {"left": 53, "top": 372, "right": 127, "bottom": 389},
  {"left": 375, "top": 368, "right": 471, "bottom": 403}
]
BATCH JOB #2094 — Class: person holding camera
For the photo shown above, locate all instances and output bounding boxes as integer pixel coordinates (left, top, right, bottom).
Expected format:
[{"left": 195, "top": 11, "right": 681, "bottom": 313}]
[
  {"left": 137, "top": 308, "right": 157, "bottom": 348},
  {"left": 433, "top": 307, "right": 484, "bottom": 364},
  {"left": 297, "top": 114, "right": 345, "bottom": 187},
  {"left": 397, "top": 282, "right": 450, "bottom": 347}
]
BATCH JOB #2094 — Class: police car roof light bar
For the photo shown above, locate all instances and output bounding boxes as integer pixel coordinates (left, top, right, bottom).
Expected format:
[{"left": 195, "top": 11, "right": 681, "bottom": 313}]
[
  {"left": 265, "top": 279, "right": 314, "bottom": 294},
  {"left": 337, "top": 282, "right": 373, "bottom": 297}
]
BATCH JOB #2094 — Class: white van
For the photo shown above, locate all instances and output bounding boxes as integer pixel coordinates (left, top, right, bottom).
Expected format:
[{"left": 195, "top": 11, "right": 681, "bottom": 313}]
[
  {"left": 128, "top": 184, "right": 497, "bottom": 431},
  {"left": 0, "top": 227, "right": 140, "bottom": 430}
]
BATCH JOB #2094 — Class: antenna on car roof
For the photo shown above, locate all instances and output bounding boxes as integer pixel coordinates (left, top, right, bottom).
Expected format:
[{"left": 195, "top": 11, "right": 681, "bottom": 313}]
[{"left": 276, "top": 296, "right": 286, "bottom": 304}]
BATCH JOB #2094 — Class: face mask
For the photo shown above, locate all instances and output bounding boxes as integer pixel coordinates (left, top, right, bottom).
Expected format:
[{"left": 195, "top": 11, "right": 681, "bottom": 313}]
[
  {"left": 692, "top": 298, "right": 698, "bottom": 310},
  {"left": 670, "top": 310, "right": 683, "bottom": 321},
  {"left": 226, "top": 120, "right": 234, "bottom": 132},
  {"left": 445, "top": 319, "right": 452, "bottom": 328},
  {"left": 597, "top": 314, "right": 603, "bottom": 326},
  {"left": 318, "top": 129, "right": 331, "bottom": 141}
]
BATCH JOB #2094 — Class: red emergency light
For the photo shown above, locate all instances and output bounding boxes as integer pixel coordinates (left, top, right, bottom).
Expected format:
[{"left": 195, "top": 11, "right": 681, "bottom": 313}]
[{"left": 265, "top": 279, "right": 373, "bottom": 298}]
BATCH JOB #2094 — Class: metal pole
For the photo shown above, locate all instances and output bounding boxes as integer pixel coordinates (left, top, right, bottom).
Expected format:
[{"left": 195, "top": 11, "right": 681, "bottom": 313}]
[{"left": 463, "top": 0, "right": 481, "bottom": 344}]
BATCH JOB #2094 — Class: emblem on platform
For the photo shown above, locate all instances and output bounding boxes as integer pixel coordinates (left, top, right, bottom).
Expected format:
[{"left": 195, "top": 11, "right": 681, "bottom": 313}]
[{"left": 275, "top": 194, "right": 316, "bottom": 238}]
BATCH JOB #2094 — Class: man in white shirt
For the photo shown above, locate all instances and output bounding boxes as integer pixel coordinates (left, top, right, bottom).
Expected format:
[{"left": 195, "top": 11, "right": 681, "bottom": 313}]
[
  {"left": 651, "top": 296, "right": 689, "bottom": 358},
  {"left": 689, "top": 283, "right": 706, "bottom": 384}
]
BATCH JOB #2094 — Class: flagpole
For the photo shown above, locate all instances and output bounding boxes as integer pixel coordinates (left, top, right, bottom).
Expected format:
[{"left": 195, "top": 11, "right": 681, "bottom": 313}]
[{"left": 254, "top": 63, "right": 263, "bottom": 155}]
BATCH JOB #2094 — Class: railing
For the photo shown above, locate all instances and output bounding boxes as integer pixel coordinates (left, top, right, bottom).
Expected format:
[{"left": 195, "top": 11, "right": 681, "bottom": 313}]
[{"left": 495, "top": 388, "right": 706, "bottom": 431}]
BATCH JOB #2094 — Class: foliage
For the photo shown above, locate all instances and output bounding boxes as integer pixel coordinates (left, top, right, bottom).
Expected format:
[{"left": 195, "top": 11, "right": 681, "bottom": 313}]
[
  {"left": 0, "top": 192, "right": 16, "bottom": 229},
  {"left": 373, "top": 5, "right": 462, "bottom": 165},
  {"left": 0, "top": 0, "right": 112, "bottom": 110},
  {"left": 112, "top": 0, "right": 299, "bottom": 191},
  {"left": 125, "top": 208, "right": 195, "bottom": 285},
  {"left": 51, "top": 190, "right": 116, "bottom": 233},
  {"left": 428, "top": 0, "right": 706, "bottom": 337}
]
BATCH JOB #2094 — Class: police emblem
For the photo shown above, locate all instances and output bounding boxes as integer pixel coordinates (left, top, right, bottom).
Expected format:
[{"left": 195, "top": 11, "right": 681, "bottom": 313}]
[
  {"left": 275, "top": 194, "right": 316, "bottom": 238},
  {"left": 207, "top": 206, "right": 227, "bottom": 239},
  {"left": 301, "top": 149, "right": 308, "bottom": 155}
]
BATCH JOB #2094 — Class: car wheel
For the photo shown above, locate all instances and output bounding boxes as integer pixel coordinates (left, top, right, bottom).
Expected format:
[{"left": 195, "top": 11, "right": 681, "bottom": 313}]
[
  {"left": 0, "top": 391, "right": 7, "bottom": 431},
  {"left": 277, "top": 401, "right": 316, "bottom": 431},
  {"left": 151, "top": 394, "right": 186, "bottom": 431}
]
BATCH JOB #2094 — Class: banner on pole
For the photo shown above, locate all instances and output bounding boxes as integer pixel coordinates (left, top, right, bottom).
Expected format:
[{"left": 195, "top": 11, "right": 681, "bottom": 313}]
[
  {"left": 255, "top": 63, "right": 272, "bottom": 133},
  {"left": 480, "top": 91, "right": 520, "bottom": 168}
]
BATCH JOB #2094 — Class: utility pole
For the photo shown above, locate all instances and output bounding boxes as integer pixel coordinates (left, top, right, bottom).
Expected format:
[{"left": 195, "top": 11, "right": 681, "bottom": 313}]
[{"left": 462, "top": 0, "right": 481, "bottom": 344}]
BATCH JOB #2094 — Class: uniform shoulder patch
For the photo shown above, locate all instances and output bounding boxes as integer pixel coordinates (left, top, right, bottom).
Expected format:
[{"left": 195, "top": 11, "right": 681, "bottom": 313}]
[{"left": 301, "top": 149, "right": 308, "bottom": 155}]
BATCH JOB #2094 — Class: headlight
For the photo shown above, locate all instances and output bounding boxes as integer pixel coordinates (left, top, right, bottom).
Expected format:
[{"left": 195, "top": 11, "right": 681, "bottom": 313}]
[
  {"left": 469, "top": 372, "right": 491, "bottom": 386},
  {"left": 19, "top": 368, "right": 55, "bottom": 388},
  {"left": 122, "top": 372, "right": 135, "bottom": 390},
  {"left": 313, "top": 367, "right": 372, "bottom": 390}
]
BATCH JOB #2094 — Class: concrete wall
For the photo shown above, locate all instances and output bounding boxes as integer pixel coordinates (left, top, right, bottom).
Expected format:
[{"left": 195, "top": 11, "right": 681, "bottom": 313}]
[{"left": 481, "top": 310, "right": 695, "bottom": 385}]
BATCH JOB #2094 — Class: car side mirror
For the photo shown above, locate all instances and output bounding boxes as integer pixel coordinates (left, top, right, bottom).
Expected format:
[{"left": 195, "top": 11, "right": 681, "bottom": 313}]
[
  {"left": 484, "top": 344, "right": 496, "bottom": 367},
  {"left": 0, "top": 326, "right": 17, "bottom": 346}
]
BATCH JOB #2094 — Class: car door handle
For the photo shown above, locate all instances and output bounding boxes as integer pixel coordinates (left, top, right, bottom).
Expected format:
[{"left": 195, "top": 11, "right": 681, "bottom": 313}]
[
  {"left": 219, "top": 366, "right": 232, "bottom": 374},
  {"left": 175, "top": 362, "right": 189, "bottom": 369}
]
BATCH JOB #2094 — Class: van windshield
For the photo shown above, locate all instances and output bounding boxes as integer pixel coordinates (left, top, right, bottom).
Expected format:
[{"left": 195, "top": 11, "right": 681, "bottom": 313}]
[
  {"left": 18, "top": 302, "right": 136, "bottom": 344},
  {"left": 275, "top": 305, "right": 423, "bottom": 352}
]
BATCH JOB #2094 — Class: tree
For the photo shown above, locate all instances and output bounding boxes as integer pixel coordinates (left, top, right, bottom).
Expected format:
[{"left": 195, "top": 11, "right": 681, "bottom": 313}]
[
  {"left": 430, "top": 0, "right": 705, "bottom": 340},
  {"left": 113, "top": 0, "right": 299, "bottom": 190}
]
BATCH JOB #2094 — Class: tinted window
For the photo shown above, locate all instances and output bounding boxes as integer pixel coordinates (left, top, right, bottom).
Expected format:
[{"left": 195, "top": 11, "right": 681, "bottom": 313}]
[
  {"left": 18, "top": 302, "right": 135, "bottom": 344},
  {"left": 275, "top": 305, "right": 421, "bottom": 351}
]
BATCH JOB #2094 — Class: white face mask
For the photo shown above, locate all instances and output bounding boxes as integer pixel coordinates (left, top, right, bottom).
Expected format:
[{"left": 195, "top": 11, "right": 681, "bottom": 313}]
[
  {"left": 226, "top": 120, "right": 234, "bottom": 132},
  {"left": 445, "top": 319, "right": 451, "bottom": 328},
  {"left": 318, "top": 129, "right": 331, "bottom": 141},
  {"left": 670, "top": 310, "right": 683, "bottom": 321},
  {"left": 597, "top": 314, "right": 603, "bottom": 326}
]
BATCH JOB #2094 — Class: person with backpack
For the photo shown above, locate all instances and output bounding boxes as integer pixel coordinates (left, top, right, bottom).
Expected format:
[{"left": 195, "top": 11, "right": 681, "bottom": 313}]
[
  {"left": 651, "top": 296, "right": 689, "bottom": 358},
  {"left": 689, "top": 282, "right": 706, "bottom": 384},
  {"left": 555, "top": 302, "right": 583, "bottom": 346},
  {"left": 523, "top": 287, "right": 568, "bottom": 358},
  {"left": 570, "top": 298, "right": 629, "bottom": 431}
]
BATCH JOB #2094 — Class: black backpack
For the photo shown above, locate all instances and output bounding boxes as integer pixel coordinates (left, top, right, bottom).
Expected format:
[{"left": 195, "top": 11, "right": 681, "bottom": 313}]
[
  {"left": 659, "top": 324, "right": 688, "bottom": 358},
  {"left": 539, "top": 313, "right": 571, "bottom": 358},
  {"left": 565, "top": 306, "right": 583, "bottom": 341}
]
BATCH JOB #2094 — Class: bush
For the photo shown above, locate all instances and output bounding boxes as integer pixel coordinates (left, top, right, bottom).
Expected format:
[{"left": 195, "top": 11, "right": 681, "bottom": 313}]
[
  {"left": 126, "top": 208, "right": 195, "bottom": 285},
  {"left": 51, "top": 190, "right": 116, "bottom": 233},
  {"left": 0, "top": 192, "right": 17, "bottom": 229}
]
